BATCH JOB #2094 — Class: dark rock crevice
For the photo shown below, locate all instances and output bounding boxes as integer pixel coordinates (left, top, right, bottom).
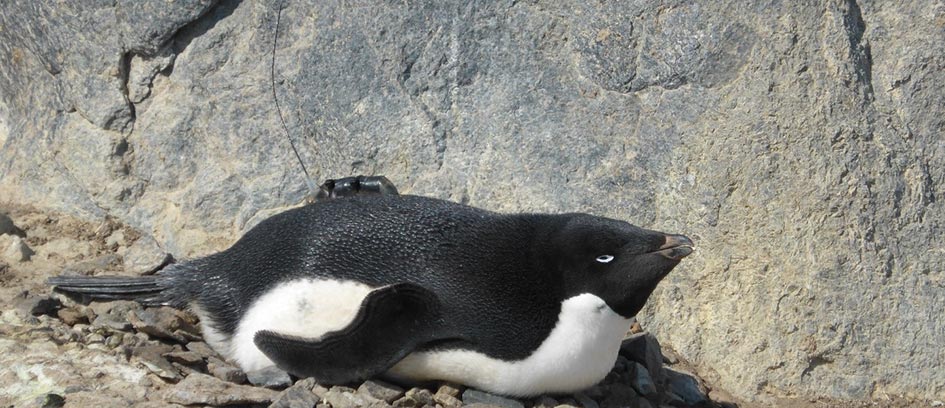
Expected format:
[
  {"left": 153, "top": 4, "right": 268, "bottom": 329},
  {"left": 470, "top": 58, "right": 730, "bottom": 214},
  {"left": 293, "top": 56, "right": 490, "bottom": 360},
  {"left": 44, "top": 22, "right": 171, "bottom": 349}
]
[{"left": 841, "top": 0, "right": 875, "bottom": 101}]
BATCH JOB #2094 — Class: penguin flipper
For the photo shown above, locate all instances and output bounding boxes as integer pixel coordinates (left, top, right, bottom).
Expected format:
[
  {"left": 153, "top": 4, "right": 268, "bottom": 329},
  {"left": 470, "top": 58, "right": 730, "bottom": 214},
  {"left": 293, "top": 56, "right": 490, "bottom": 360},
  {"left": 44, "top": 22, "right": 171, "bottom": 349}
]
[{"left": 253, "top": 282, "right": 442, "bottom": 384}]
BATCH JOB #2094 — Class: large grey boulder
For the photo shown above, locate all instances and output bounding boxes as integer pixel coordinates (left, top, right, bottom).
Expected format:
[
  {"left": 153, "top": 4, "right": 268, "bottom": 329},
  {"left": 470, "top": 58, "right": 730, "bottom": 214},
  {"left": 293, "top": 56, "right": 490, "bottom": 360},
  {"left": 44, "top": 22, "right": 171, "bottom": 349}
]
[{"left": 1, "top": 0, "right": 942, "bottom": 403}]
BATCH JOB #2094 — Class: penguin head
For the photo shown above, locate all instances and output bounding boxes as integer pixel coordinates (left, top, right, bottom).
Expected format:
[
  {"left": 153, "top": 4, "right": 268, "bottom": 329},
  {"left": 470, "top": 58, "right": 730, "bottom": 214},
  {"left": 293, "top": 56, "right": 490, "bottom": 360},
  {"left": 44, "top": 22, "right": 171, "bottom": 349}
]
[{"left": 550, "top": 214, "right": 693, "bottom": 318}]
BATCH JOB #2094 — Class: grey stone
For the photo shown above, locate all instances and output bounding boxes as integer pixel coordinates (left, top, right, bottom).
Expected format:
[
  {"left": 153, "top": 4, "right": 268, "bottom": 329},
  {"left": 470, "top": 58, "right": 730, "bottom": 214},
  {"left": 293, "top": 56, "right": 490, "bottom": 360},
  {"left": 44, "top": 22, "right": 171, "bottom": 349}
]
[
  {"left": 391, "top": 387, "right": 434, "bottom": 407},
  {"left": 533, "top": 396, "right": 559, "bottom": 408},
  {"left": 133, "top": 402, "right": 186, "bottom": 408},
  {"left": 630, "top": 362, "right": 658, "bottom": 397},
  {"left": 664, "top": 368, "right": 708, "bottom": 407},
  {"left": 92, "top": 313, "right": 133, "bottom": 332},
  {"left": 164, "top": 350, "right": 204, "bottom": 366},
  {"left": 60, "top": 391, "right": 128, "bottom": 408},
  {"left": 56, "top": 306, "right": 89, "bottom": 326},
  {"left": 0, "top": 213, "right": 19, "bottom": 236},
  {"left": 432, "top": 392, "right": 462, "bottom": 408},
  {"left": 88, "top": 300, "right": 141, "bottom": 332},
  {"left": 2, "top": 0, "right": 945, "bottom": 403},
  {"left": 573, "top": 392, "right": 598, "bottom": 408},
  {"left": 246, "top": 365, "right": 293, "bottom": 389},
  {"left": 123, "top": 234, "right": 173, "bottom": 275},
  {"left": 324, "top": 387, "right": 384, "bottom": 408},
  {"left": 207, "top": 356, "right": 247, "bottom": 384},
  {"left": 435, "top": 383, "right": 463, "bottom": 398},
  {"left": 132, "top": 344, "right": 181, "bottom": 381},
  {"left": 184, "top": 341, "right": 219, "bottom": 358},
  {"left": 358, "top": 380, "right": 405, "bottom": 403},
  {"left": 582, "top": 385, "right": 605, "bottom": 401},
  {"left": 163, "top": 372, "right": 278, "bottom": 405},
  {"left": 61, "top": 254, "right": 120, "bottom": 276},
  {"left": 269, "top": 377, "right": 321, "bottom": 408},
  {"left": 620, "top": 332, "right": 665, "bottom": 386},
  {"left": 598, "top": 384, "right": 639, "bottom": 408},
  {"left": 312, "top": 384, "right": 330, "bottom": 400},
  {"left": 35, "top": 393, "right": 65, "bottom": 408},
  {"left": 16, "top": 294, "right": 62, "bottom": 317},
  {"left": 1, "top": 234, "right": 34, "bottom": 262},
  {"left": 104, "top": 334, "right": 123, "bottom": 348},
  {"left": 461, "top": 389, "right": 525, "bottom": 408},
  {"left": 128, "top": 307, "right": 201, "bottom": 343}
]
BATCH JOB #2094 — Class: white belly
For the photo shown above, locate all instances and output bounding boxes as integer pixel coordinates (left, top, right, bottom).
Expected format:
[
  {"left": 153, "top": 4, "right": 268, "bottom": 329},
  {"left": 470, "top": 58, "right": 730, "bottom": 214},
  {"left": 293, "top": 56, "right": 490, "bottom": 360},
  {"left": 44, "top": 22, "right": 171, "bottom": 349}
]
[
  {"left": 195, "top": 278, "right": 374, "bottom": 372},
  {"left": 385, "top": 293, "right": 631, "bottom": 397},
  {"left": 193, "top": 279, "right": 629, "bottom": 397}
]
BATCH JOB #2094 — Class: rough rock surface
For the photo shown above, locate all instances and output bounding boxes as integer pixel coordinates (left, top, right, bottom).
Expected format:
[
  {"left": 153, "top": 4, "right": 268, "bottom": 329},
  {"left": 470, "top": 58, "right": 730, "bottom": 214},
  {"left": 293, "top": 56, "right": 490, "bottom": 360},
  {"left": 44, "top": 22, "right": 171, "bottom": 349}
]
[{"left": 1, "top": 0, "right": 943, "bottom": 404}]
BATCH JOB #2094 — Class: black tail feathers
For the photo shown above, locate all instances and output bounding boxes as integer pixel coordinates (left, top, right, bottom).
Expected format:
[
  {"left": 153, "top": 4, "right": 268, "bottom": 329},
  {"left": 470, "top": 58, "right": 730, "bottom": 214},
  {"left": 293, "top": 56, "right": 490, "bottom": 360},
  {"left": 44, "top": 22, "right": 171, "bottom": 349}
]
[{"left": 47, "top": 275, "right": 170, "bottom": 307}]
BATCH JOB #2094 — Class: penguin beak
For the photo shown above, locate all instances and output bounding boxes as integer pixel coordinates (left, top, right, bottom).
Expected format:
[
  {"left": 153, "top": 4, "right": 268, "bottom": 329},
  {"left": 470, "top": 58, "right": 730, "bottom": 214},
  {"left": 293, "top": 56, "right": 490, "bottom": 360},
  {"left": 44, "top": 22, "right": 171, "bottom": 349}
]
[{"left": 656, "top": 234, "right": 694, "bottom": 260}]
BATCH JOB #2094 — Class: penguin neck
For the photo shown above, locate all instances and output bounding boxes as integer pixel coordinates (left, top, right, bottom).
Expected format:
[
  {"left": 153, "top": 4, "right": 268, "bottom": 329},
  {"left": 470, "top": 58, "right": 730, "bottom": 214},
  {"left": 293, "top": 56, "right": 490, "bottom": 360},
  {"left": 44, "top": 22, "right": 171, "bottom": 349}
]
[{"left": 522, "top": 214, "right": 573, "bottom": 278}]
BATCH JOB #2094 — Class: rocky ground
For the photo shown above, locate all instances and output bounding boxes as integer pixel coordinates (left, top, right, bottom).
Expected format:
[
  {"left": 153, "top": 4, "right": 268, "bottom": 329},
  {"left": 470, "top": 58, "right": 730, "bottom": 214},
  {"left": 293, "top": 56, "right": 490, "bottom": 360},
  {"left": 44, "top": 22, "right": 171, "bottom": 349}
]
[{"left": 0, "top": 205, "right": 928, "bottom": 408}]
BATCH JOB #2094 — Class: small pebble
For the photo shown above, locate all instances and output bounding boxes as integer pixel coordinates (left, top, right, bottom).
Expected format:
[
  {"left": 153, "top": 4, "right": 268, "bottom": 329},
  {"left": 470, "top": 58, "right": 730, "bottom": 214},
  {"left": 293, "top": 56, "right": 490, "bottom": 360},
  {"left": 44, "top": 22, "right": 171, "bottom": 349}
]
[
  {"left": 57, "top": 306, "right": 88, "bottom": 325},
  {"left": 436, "top": 383, "right": 463, "bottom": 398},
  {"left": 324, "top": 387, "right": 380, "bottom": 408},
  {"left": 462, "top": 389, "right": 525, "bottom": 408},
  {"left": 123, "top": 235, "right": 173, "bottom": 275},
  {"left": 246, "top": 365, "right": 293, "bottom": 389},
  {"left": 164, "top": 350, "right": 204, "bottom": 366},
  {"left": 105, "top": 334, "right": 123, "bottom": 348},
  {"left": 665, "top": 368, "right": 708, "bottom": 406},
  {"left": 620, "top": 332, "right": 666, "bottom": 384},
  {"left": 631, "top": 362, "right": 658, "bottom": 396},
  {"left": 434, "top": 392, "right": 462, "bottom": 408},
  {"left": 185, "top": 341, "right": 219, "bottom": 358},
  {"left": 87, "top": 333, "right": 105, "bottom": 344},
  {"left": 128, "top": 307, "right": 200, "bottom": 343},
  {"left": 1, "top": 234, "right": 33, "bottom": 262},
  {"left": 207, "top": 356, "right": 247, "bottom": 384},
  {"left": 270, "top": 377, "right": 321, "bottom": 408},
  {"left": 89, "top": 300, "right": 140, "bottom": 331},
  {"left": 599, "top": 384, "right": 639, "bottom": 408},
  {"left": 358, "top": 380, "right": 405, "bottom": 403},
  {"left": 313, "top": 384, "right": 331, "bottom": 399},
  {"left": 0, "top": 213, "right": 20, "bottom": 236},
  {"left": 404, "top": 387, "right": 435, "bottom": 405},
  {"left": 133, "top": 345, "right": 182, "bottom": 381},
  {"left": 16, "top": 294, "right": 62, "bottom": 317},
  {"left": 434, "top": 384, "right": 465, "bottom": 408},
  {"left": 163, "top": 372, "right": 277, "bottom": 405},
  {"left": 61, "top": 254, "right": 119, "bottom": 276},
  {"left": 573, "top": 392, "right": 599, "bottom": 408},
  {"left": 35, "top": 393, "right": 65, "bottom": 408}
]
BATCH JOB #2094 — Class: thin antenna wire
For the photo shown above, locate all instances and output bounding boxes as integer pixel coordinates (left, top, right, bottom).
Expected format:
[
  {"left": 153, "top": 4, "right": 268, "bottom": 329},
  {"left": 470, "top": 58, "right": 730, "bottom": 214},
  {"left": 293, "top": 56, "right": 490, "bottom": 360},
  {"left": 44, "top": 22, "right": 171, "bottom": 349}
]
[{"left": 271, "top": 0, "right": 318, "bottom": 195}]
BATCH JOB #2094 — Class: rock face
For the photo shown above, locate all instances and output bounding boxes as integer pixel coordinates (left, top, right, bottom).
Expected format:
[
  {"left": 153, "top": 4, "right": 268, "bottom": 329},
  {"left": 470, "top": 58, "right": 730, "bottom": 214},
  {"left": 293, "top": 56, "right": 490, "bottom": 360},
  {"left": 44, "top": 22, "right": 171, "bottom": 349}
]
[{"left": 1, "top": 0, "right": 943, "bottom": 403}]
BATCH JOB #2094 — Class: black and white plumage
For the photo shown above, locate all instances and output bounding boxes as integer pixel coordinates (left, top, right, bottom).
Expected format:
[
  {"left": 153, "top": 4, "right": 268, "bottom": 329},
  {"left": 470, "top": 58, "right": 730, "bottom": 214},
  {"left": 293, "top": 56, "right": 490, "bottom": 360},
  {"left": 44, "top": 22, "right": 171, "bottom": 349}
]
[{"left": 49, "top": 188, "right": 692, "bottom": 397}]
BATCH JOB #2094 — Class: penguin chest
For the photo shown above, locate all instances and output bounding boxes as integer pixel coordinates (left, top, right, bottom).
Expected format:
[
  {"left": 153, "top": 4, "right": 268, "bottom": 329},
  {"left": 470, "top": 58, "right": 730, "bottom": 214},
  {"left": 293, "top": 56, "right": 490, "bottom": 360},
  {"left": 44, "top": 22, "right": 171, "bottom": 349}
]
[{"left": 385, "top": 293, "right": 632, "bottom": 397}]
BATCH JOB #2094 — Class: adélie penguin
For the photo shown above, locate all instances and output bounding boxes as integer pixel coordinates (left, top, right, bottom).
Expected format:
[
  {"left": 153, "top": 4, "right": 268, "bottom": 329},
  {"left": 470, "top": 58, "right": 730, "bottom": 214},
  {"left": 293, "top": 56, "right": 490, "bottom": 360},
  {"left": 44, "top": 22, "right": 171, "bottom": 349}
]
[{"left": 49, "top": 180, "right": 693, "bottom": 397}]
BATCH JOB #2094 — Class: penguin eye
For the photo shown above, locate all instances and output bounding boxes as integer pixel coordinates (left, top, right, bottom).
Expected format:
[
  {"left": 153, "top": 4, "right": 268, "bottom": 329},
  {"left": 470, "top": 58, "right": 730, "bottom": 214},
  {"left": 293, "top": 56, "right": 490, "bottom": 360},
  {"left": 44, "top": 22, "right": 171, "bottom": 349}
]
[{"left": 595, "top": 255, "right": 615, "bottom": 264}]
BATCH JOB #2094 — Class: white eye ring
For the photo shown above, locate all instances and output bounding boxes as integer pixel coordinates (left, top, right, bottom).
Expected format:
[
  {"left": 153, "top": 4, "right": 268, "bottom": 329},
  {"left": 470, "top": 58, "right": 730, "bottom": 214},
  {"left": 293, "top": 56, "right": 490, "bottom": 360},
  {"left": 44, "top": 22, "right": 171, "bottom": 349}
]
[{"left": 595, "top": 255, "right": 614, "bottom": 263}]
